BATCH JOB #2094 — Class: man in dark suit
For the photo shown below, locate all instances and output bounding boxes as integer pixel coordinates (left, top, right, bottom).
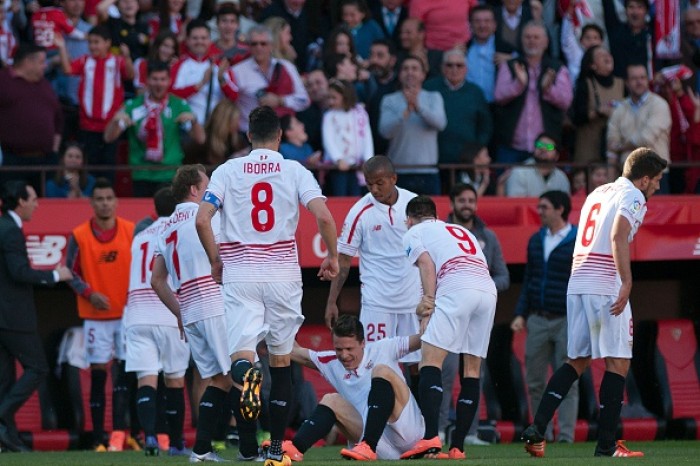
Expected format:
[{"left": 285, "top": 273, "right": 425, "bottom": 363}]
[
  {"left": 0, "top": 180, "right": 72, "bottom": 452},
  {"left": 369, "top": 0, "right": 408, "bottom": 50}
]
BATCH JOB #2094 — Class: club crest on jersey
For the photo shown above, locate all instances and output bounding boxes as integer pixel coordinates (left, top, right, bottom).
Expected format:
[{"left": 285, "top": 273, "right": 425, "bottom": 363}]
[
  {"left": 372, "top": 225, "right": 382, "bottom": 232},
  {"left": 630, "top": 199, "right": 642, "bottom": 214},
  {"left": 405, "top": 246, "right": 411, "bottom": 256}
]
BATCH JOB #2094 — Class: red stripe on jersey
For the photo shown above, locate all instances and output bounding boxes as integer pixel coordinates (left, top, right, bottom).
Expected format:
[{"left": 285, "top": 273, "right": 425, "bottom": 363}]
[
  {"left": 437, "top": 255, "right": 489, "bottom": 281},
  {"left": 220, "top": 240, "right": 298, "bottom": 263},
  {"left": 317, "top": 354, "right": 337, "bottom": 364},
  {"left": 347, "top": 204, "right": 374, "bottom": 244}
]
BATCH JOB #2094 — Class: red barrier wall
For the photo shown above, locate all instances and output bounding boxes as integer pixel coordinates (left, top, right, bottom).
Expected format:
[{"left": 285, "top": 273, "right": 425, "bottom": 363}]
[{"left": 24, "top": 195, "right": 700, "bottom": 269}]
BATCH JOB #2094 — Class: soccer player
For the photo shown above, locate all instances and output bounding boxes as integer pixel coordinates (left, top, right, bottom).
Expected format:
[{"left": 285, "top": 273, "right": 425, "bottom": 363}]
[
  {"left": 123, "top": 187, "right": 190, "bottom": 456},
  {"left": 196, "top": 106, "right": 339, "bottom": 466},
  {"left": 283, "top": 314, "right": 423, "bottom": 461},
  {"left": 66, "top": 178, "right": 135, "bottom": 451},
  {"left": 324, "top": 155, "right": 421, "bottom": 371},
  {"left": 521, "top": 147, "right": 667, "bottom": 458},
  {"left": 151, "top": 165, "right": 258, "bottom": 463},
  {"left": 401, "top": 195, "right": 497, "bottom": 460}
]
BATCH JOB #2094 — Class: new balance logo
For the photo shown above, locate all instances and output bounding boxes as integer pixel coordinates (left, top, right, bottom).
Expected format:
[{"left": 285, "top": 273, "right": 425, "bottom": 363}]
[
  {"left": 372, "top": 225, "right": 382, "bottom": 231},
  {"left": 547, "top": 391, "right": 563, "bottom": 400},
  {"left": 430, "top": 385, "right": 443, "bottom": 393},
  {"left": 458, "top": 399, "right": 474, "bottom": 405},
  {"left": 137, "top": 397, "right": 150, "bottom": 404},
  {"left": 26, "top": 235, "right": 66, "bottom": 267},
  {"left": 200, "top": 402, "right": 214, "bottom": 408},
  {"left": 99, "top": 251, "right": 119, "bottom": 263}
]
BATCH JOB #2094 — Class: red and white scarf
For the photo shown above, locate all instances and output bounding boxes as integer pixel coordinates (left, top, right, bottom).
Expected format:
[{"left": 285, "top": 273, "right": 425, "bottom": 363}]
[{"left": 138, "top": 94, "right": 167, "bottom": 162}]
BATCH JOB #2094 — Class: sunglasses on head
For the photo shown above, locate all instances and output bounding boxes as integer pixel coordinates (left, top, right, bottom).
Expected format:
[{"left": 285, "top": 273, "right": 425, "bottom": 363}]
[{"left": 535, "top": 141, "right": 555, "bottom": 151}]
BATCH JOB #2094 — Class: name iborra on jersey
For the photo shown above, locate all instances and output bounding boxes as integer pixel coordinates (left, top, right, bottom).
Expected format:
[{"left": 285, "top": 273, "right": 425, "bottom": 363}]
[{"left": 243, "top": 161, "right": 281, "bottom": 175}]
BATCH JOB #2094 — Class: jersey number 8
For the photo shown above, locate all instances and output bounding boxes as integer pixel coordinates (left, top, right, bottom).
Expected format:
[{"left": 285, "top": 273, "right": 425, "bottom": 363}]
[{"left": 251, "top": 182, "right": 275, "bottom": 232}]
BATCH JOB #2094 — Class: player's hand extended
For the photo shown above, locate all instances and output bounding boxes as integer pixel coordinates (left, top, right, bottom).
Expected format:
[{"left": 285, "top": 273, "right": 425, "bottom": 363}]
[
  {"left": 211, "top": 257, "right": 223, "bottom": 284},
  {"left": 318, "top": 255, "right": 339, "bottom": 282},
  {"left": 416, "top": 295, "right": 434, "bottom": 318},
  {"left": 55, "top": 265, "right": 73, "bottom": 281},
  {"left": 324, "top": 303, "right": 339, "bottom": 329},
  {"left": 89, "top": 292, "right": 110, "bottom": 310},
  {"left": 610, "top": 281, "right": 632, "bottom": 316}
]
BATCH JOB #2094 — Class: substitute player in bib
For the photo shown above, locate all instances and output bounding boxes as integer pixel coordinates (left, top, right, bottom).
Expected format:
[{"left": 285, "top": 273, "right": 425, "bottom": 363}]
[
  {"left": 521, "top": 148, "right": 667, "bottom": 458},
  {"left": 282, "top": 314, "right": 424, "bottom": 461},
  {"left": 324, "top": 155, "right": 421, "bottom": 367},
  {"left": 401, "top": 195, "right": 497, "bottom": 460},
  {"left": 196, "top": 106, "right": 339, "bottom": 466},
  {"left": 124, "top": 187, "right": 190, "bottom": 457},
  {"left": 151, "top": 165, "right": 258, "bottom": 463}
]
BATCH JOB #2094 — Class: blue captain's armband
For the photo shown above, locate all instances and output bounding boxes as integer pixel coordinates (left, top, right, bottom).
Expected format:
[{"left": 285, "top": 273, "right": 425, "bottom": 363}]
[{"left": 202, "top": 191, "right": 222, "bottom": 209}]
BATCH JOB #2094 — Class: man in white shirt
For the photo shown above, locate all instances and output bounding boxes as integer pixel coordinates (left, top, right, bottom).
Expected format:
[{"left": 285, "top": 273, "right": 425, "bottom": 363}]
[
  {"left": 196, "top": 106, "right": 338, "bottom": 466},
  {"left": 522, "top": 148, "right": 667, "bottom": 458}
]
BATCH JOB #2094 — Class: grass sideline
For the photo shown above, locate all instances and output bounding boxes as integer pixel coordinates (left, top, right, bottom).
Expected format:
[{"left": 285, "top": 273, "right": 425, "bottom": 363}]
[{"left": 1, "top": 441, "right": 699, "bottom": 465}]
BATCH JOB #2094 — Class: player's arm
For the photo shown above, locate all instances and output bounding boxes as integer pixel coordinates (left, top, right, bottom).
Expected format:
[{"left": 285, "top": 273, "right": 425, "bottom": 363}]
[
  {"left": 291, "top": 341, "right": 317, "bottom": 370},
  {"left": 408, "top": 334, "right": 422, "bottom": 352},
  {"left": 151, "top": 255, "right": 186, "bottom": 339},
  {"left": 306, "top": 197, "right": 339, "bottom": 281},
  {"left": 65, "top": 234, "right": 110, "bottom": 309},
  {"left": 195, "top": 199, "right": 222, "bottom": 283},
  {"left": 104, "top": 107, "right": 130, "bottom": 143},
  {"left": 324, "top": 253, "right": 352, "bottom": 329},
  {"left": 414, "top": 251, "right": 437, "bottom": 318},
  {"left": 610, "top": 214, "right": 633, "bottom": 316}
]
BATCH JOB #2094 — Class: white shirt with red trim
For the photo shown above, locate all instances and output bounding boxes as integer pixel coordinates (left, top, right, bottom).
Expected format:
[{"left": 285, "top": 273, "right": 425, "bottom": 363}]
[
  {"left": 308, "top": 337, "right": 410, "bottom": 419},
  {"left": 568, "top": 177, "right": 647, "bottom": 296},
  {"left": 0, "top": 27, "right": 17, "bottom": 65},
  {"left": 403, "top": 219, "right": 496, "bottom": 298},
  {"left": 155, "top": 202, "right": 224, "bottom": 326},
  {"left": 204, "top": 149, "right": 324, "bottom": 284},
  {"left": 338, "top": 188, "right": 420, "bottom": 313},
  {"left": 124, "top": 217, "right": 177, "bottom": 328},
  {"left": 70, "top": 53, "right": 126, "bottom": 131},
  {"left": 170, "top": 53, "right": 222, "bottom": 125},
  {"left": 31, "top": 7, "right": 80, "bottom": 49}
]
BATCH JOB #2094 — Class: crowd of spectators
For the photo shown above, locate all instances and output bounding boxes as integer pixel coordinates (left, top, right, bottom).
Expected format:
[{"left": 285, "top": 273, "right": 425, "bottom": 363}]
[{"left": 1, "top": 0, "right": 700, "bottom": 198}]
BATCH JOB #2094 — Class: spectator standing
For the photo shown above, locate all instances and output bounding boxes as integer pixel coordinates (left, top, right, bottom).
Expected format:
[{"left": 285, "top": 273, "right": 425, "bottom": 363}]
[
  {"left": 397, "top": 18, "right": 441, "bottom": 79},
  {"left": 602, "top": 0, "right": 651, "bottom": 79},
  {"left": 104, "top": 61, "right": 204, "bottom": 197},
  {"left": 466, "top": 4, "right": 499, "bottom": 103},
  {"left": 191, "top": 98, "right": 249, "bottom": 166},
  {"left": 296, "top": 68, "right": 328, "bottom": 151},
  {"left": 379, "top": 55, "right": 446, "bottom": 195},
  {"left": 322, "top": 78, "right": 373, "bottom": 196},
  {"left": 369, "top": 0, "right": 407, "bottom": 50},
  {"left": 265, "top": 16, "right": 296, "bottom": 64},
  {"left": 681, "top": 8, "right": 700, "bottom": 93},
  {"left": 65, "top": 178, "right": 135, "bottom": 452},
  {"left": 409, "top": 0, "right": 473, "bottom": 51},
  {"left": 505, "top": 133, "right": 571, "bottom": 197},
  {"left": 148, "top": 0, "right": 186, "bottom": 42},
  {"left": 0, "top": 3, "right": 17, "bottom": 65},
  {"left": 561, "top": 18, "right": 604, "bottom": 83},
  {"left": 223, "top": 25, "right": 309, "bottom": 131},
  {"left": 365, "top": 38, "right": 397, "bottom": 156},
  {"left": 210, "top": 2, "right": 248, "bottom": 64},
  {"left": 45, "top": 142, "right": 96, "bottom": 198},
  {"left": 0, "top": 181, "right": 72, "bottom": 453},
  {"left": 56, "top": 25, "right": 134, "bottom": 182},
  {"left": 522, "top": 148, "right": 667, "bottom": 459},
  {"left": 606, "top": 64, "right": 671, "bottom": 187},
  {"left": 0, "top": 44, "right": 63, "bottom": 191},
  {"left": 170, "top": 20, "right": 222, "bottom": 126},
  {"left": 571, "top": 46, "right": 624, "bottom": 165},
  {"left": 424, "top": 48, "right": 492, "bottom": 190},
  {"left": 340, "top": 0, "right": 384, "bottom": 61},
  {"left": 31, "top": 0, "right": 85, "bottom": 50},
  {"left": 494, "top": 21, "right": 572, "bottom": 164},
  {"left": 258, "top": 0, "right": 316, "bottom": 71},
  {"left": 132, "top": 31, "right": 178, "bottom": 91},
  {"left": 495, "top": 0, "right": 533, "bottom": 56},
  {"left": 511, "top": 190, "right": 579, "bottom": 443},
  {"left": 97, "top": 0, "right": 149, "bottom": 61}
]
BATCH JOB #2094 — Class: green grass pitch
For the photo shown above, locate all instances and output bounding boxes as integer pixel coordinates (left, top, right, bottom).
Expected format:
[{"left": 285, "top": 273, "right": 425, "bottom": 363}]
[{"left": 1, "top": 441, "right": 700, "bottom": 465}]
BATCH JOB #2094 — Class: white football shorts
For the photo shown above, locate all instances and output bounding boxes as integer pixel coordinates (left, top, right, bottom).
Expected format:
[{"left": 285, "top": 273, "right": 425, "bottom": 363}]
[
  {"left": 375, "top": 394, "right": 425, "bottom": 460},
  {"left": 359, "top": 308, "right": 421, "bottom": 363},
  {"left": 84, "top": 319, "right": 125, "bottom": 364},
  {"left": 185, "top": 315, "right": 231, "bottom": 379},
  {"left": 125, "top": 325, "right": 190, "bottom": 378},
  {"left": 567, "top": 294, "right": 634, "bottom": 359}
]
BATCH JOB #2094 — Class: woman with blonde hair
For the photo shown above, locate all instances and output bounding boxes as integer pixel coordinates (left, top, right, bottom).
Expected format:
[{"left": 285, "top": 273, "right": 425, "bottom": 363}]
[
  {"left": 264, "top": 16, "right": 297, "bottom": 63},
  {"left": 185, "top": 100, "right": 249, "bottom": 166}
]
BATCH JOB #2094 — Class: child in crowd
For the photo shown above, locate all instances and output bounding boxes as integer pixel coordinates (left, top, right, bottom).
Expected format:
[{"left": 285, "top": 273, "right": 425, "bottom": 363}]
[
  {"left": 340, "top": 0, "right": 383, "bottom": 60},
  {"left": 322, "top": 79, "right": 373, "bottom": 196},
  {"left": 459, "top": 143, "right": 494, "bottom": 197},
  {"left": 97, "top": 0, "right": 149, "bottom": 60},
  {"left": 57, "top": 24, "right": 134, "bottom": 179},
  {"left": 45, "top": 142, "right": 96, "bottom": 198},
  {"left": 32, "top": 0, "right": 85, "bottom": 50},
  {"left": 280, "top": 114, "right": 321, "bottom": 168},
  {"left": 149, "top": 0, "right": 186, "bottom": 42},
  {"left": 133, "top": 31, "right": 178, "bottom": 91}
]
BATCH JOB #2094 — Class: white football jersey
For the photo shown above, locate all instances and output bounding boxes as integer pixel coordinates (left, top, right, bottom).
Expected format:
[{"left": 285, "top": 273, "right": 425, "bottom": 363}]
[
  {"left": 155, "top": 202, "right": 224, "bottom": 326},
  {"left": 204, "top": 149, "right": 325, "bottom": 283},
  {"left": 403, "top": 220, "right": 496, "bottom": 297},
  {"left": 124, "top": 217, "right": 177, "bottom": 328},
  {"left": 338, "top": 188, "right": 420, "bottom": 313},
  {"left": 568, "top": 177, "right": 647, "bottom": 296},
  {"left": 309, "top": 337, "right": 410, "bottom": 420}
]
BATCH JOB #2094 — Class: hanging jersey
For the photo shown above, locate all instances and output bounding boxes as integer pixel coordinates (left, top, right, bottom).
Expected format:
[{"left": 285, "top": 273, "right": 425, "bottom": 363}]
[
  {"left": 308, "top": 337, "right": 410, "bottom": 419},
  {"left": 155, "top": 202, "right": 223, "bottom": 326},
  {"left": 338, "top": 188, "right": 420, "bottom": 313},
  {"left": 0, "top": 28, "right": 17, "bottom": 65},
  {"left": 403, "top": 220, "right": 496, "bottom": 298},
  {"left": 31, "top": 7, "right": 75, "bottom": 49},
  {"left": 568, "top": 177, "right": 647, "bottom": 296},
  {"left": 203, "top": 149, "right": 325, "bottom": 284},
  {"left": 124, "top": 217, "right": 178, "bottom": 328},
  {"left": 70, "top": 54, "right": 126, "bottom": 131}
]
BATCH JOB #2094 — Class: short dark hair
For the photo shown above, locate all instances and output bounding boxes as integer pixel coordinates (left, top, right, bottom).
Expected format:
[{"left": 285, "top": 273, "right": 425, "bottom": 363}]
[
  {"left": 469, "top": 4, "right": 495, "bottom": 22},
  {"left": 172, "top": 164, "right": 206, "bottom": 202},
  {"left": 625, "top": 63, "right": 648, "bottom": 79},
  {"left": 248, "top": 106, "right": 281, "bottom": 143},
  {"left": 187, "top": 18, "right": 210, "bottom": 36},
  {"left": 332, "top": 314, "right": 364, "bottom": 342},
  {"left": 399, "top": 54, "right": 426, "bottom": 73},
  {"left": 147, "top": 60, "right": 170, "bottom": 76},
  {"left": 406, "top": 195, "right": 437, "bottom": 219},
  {"left": 363, "top": 155, "right": 395, "bottom": 176},
  {"left": 91, "top": 177, "right": 114, "bottom": 196},
  {"left": 449, "top": 183, "right": 478, "bottom": 202},
  {"left": 540, "top": 190, "right": 571, "bottom": 221},
  {"left": 622, "top": 147, "right": 668, "bottom": 181},
  {"left": 370, "top": 38, "right": 396, "bottom": 56},
  {"left": 535, "top": 132, "right": 559, "bottom": 149},
  {"left": 0, "top": 180, "right": 30, "bottom": 214},
  {"left": 88, "top": 24, "right": 111, "bottom": 41},
  {"left": 581, "top": 23, "right": 605, "bottom": 41},
  {"left": 625, "top": 0, "right": 649, "bottom": 10},
  {"left": 216, "top": 2, "right": 240, "bottom": 19},
  {"left": 154, "top": 186, "right": 177, "bottom": 217},
  {"left": 323, "top": 52, "right": 356, "bottom": 79},
  {"left": 13, "top": 43, "right": 45, "bottom": 64}
]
